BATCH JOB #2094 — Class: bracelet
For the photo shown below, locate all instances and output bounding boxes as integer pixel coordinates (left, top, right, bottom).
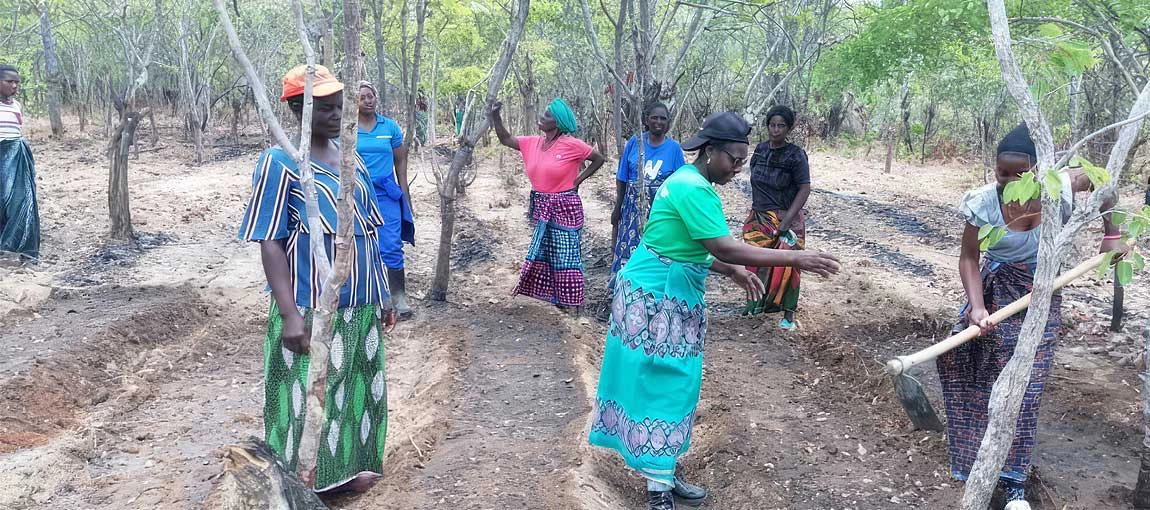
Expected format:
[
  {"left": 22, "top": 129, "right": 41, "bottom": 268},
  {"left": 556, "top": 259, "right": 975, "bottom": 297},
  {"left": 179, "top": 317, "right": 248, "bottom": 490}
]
[{"left": 1102, "top": 234, "right": 1122, "bottom": 240}]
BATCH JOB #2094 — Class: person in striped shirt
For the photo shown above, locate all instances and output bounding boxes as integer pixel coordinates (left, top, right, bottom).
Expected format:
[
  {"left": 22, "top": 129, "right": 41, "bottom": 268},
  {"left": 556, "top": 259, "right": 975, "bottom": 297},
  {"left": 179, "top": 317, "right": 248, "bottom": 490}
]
[
  {"left": 237, "top": 64, "right": 395, "bottom": 494},
  {"left": 0, "top": 64, "right": 40, "bottom": 263}
]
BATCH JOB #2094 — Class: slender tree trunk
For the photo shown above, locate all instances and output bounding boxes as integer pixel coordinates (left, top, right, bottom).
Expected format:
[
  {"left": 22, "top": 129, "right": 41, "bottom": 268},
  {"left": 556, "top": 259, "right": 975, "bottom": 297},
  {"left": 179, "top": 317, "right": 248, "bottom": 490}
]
[
  {"left": 370, "top": 0, "right": 387, "bottom": 105},
  {"left": 109, "top": 111, "right": 142, "bottom": 240},
  {"left": 37, "top": 5, "right": 64, "bottom": 137},
  {"left": 611, "top": 0, "right": 629, "bottom": 157},
  {"left": 405, "top": 0, "right": 427, "bottom": 149},
  {"left": 1135, "top": 325, "right": 1150, "bottom": 508},
  {"left": 430, "top": 0, "right": 530, "bottom": 302},
  {"left": 884, "top": 124, "right": 895, "bottom": 174},
  {"left": 399, "top": 0, "right": 410, "bottom": 122},
  {"left": 178, "top": 18, "right": 206, "bottom": 164}
]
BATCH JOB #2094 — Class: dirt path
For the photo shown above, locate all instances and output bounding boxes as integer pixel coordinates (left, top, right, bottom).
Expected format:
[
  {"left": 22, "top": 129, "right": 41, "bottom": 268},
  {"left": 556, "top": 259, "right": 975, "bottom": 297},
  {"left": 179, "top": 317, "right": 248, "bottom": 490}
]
[{"left": 0, "top": 130, "right": 1146, "bottom": 510}]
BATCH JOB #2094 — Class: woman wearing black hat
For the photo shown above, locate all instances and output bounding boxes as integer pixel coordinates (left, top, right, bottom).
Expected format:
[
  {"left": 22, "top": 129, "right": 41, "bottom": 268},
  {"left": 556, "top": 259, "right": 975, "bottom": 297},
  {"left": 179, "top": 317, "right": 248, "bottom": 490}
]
[
  {"left": 588, "top": 111, "right": 840, "bottom": 510},
  {"left": 937, "top": 124, "right": 1122, "bottom": 509}
]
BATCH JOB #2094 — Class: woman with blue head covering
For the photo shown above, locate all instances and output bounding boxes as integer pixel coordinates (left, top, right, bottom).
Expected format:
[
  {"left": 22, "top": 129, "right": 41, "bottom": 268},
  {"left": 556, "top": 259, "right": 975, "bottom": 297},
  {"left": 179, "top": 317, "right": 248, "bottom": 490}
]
[{"left": 488, "top": 97, "right": 607, "bottom": 311}]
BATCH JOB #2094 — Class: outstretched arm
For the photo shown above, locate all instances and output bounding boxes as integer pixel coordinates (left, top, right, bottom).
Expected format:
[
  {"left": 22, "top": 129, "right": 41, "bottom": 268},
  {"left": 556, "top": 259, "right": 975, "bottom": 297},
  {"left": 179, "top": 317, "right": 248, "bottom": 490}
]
[
  {"left": 711, "top": 258, "right": 766, "bottom": 302},
  {"left": 699, "top": 235, "right": 840, "bottom": 277},
  {"left": 488, "top": 101, "right": 519, "bottom": 150}
]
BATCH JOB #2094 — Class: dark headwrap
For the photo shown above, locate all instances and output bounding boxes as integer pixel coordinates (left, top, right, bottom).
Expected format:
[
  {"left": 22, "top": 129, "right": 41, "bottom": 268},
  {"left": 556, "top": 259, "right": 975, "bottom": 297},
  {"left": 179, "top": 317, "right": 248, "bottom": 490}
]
[
  {"left": 996, "top": 123, "right": 1037, "bottom": 161},
  {"left": 548, "top": 98, "right": 578, "bottom": 134}
]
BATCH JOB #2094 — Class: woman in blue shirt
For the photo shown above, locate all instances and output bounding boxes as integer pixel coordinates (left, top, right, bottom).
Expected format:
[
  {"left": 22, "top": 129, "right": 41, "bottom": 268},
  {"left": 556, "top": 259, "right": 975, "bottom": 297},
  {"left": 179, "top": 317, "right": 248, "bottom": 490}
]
[
  {"left": 609, "top": 102, "right": 685, "bottom": 293},
  {"left": 357, "top": 81, "right": 415, "bottom": 319}
]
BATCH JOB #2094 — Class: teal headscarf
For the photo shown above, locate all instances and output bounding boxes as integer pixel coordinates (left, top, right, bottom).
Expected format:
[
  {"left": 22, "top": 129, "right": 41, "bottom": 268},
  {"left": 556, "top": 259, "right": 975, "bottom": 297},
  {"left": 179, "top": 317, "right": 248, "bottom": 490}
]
[{"left": 548, "top": 97, "right": 578, "bottom": 134}]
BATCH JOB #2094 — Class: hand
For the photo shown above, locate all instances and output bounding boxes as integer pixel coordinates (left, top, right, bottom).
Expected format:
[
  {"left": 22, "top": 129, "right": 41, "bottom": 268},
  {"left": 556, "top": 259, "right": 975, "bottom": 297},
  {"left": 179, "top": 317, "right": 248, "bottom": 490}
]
[
  {"left": 382, "top": 308, "right": 398, "bottom": 334},
  {"left": 730, "top": 267, "right": 765, "bottom": 302},
  {"left": 967, "top": 306, "right": 994, "bottom": 336},
  {"left": 281, "top": 311, "right": 310, "bottom": 354},
  {"left": 487, "top": 100, "right": 504, "bottom": 118},
  {"left": 611, "top": 207, "right": 621, "bottom": 227},
  {"left": 778, "top": 220, "right": 792, "bottom": 234},
  {"left": 796, "top": 251, "right": 841, "bottom": 277},
  {"left": 1100, "top": 236, "right": 1130, "bottom": 257}
]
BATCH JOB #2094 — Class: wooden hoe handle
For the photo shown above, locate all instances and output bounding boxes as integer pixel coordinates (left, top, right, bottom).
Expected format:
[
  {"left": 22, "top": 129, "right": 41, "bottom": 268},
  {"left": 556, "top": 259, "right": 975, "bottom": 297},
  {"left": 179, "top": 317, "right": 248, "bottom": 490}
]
[{"left": 885, "top": 252, "right": 1108, "bottom": 376}]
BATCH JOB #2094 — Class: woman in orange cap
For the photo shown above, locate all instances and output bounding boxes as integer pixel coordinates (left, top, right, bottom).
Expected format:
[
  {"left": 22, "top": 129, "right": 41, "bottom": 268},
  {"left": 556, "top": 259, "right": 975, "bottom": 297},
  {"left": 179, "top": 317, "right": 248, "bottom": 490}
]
[{"left": 237, "top": 64, "right": 396, "bottom": 494}]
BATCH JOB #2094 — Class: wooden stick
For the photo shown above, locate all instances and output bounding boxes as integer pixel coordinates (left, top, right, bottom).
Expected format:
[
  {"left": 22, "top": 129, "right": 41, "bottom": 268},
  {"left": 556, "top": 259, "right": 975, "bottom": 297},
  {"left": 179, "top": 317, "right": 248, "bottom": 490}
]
[{"left": 885, "top": 252, "right": 1106, "bottom": 377}]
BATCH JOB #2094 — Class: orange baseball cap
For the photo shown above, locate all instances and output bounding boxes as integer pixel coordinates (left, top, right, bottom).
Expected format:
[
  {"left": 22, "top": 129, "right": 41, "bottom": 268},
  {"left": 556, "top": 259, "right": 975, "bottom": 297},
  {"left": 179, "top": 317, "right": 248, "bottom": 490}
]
[{"left": 280, "top": 64, "right": 344, "bottom": 101}]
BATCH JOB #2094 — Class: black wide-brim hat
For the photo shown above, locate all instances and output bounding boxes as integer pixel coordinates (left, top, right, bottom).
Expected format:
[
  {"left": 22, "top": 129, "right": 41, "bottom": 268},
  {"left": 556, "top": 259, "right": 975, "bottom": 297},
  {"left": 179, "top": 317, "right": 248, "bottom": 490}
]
[{"left": 682, "top": 111, "right": 752, "bottom": 151}]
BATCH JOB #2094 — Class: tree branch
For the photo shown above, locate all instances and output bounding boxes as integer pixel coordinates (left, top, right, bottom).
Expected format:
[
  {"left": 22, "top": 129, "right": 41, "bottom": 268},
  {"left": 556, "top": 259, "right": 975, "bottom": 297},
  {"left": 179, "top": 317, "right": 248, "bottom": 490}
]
[
  {"left": 211, "top": 0, "right": 297, "bottom": 156},
  {"left": 579, "top": 0, "right": 635, "bottom": 98},
  {"left": 1054, "top": 108, "right": 1150, "bottom": 169}
]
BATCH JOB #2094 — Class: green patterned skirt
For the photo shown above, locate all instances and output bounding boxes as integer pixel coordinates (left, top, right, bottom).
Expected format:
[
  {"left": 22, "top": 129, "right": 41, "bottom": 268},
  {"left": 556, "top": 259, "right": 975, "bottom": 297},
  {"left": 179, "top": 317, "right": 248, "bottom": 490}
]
[{"left": 263, "top": 302, "right": 388, "bottom": 492}]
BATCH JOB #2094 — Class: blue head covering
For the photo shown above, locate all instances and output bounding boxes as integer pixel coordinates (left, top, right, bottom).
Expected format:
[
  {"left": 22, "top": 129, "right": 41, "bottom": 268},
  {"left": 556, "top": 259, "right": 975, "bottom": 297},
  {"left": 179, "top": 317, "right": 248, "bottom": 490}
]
[{"left": 548, "top": 98, "right": 577, "bottom": 134}]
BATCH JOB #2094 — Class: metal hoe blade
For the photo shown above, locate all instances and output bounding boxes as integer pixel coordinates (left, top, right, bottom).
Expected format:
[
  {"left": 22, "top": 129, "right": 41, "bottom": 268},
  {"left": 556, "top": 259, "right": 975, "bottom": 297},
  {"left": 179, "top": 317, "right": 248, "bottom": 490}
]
[{"left": 894, "top": 372, "right": 944, "bottom": 432}]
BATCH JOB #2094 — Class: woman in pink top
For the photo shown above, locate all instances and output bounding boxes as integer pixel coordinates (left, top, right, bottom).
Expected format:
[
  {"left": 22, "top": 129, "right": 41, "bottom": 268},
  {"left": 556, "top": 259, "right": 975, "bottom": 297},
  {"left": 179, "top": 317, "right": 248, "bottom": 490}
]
[{"left": 489, "top": 97, "right": 606, "bottom": 311}]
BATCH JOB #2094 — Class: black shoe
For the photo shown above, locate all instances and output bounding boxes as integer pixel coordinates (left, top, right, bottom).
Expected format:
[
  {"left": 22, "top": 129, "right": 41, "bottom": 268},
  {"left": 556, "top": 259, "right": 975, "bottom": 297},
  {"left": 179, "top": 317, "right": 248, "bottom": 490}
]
[
  {"left": 648, "top": 490, "right": 676, "bottom": 510},
  {"left": 672, "top": 477, "right": 706, "bottom": 506}
]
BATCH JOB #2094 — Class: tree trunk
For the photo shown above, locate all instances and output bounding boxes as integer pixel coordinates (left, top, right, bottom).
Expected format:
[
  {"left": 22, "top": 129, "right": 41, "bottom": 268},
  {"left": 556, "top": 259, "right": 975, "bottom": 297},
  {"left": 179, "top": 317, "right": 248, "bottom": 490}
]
[
  {"left": 37, "top": 5, "right": 64, "bottom": 137},
  {"left": 430, "top": 0, "right": 530, "bottom": 302},
  {"left": 884, "top": 124, "right": 895, "bottom": 174},
  {"left": 1135, "top": 326, "right": 1150, "bottom": 508},
  {"left": 517, "top": 52, "right": 537, "bottom": 134},
  {"left": 109, "top": 111, "right": 142, "bottom": 241},
  {"left": 370, "top": 0, "right": 386, "bottom": 105},
  {"left": 405, "top": 0, "right": 427, "bottom": 149},
  {"left": 611, "top": 0, "right": 629, "bottom": 157},
  {"left": 399, "top": 0, "right": 410, "bottom": 123},
  {"left": 178, "top": 18, "right": 206, "bottom": 164},
  {"left": 900, "top": 81, "right": 913, "bottom": 154}
]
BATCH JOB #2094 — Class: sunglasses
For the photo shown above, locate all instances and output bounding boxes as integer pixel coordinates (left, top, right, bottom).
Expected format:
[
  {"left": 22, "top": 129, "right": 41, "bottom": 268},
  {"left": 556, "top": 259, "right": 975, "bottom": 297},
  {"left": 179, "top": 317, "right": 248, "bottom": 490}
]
[{"left": 717, "top": 147, "right": 747, "bottom": 167}]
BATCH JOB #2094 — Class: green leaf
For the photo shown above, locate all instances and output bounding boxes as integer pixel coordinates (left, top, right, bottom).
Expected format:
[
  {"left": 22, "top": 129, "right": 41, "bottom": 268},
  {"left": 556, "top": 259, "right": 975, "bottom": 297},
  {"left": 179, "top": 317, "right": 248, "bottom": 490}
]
[
  {"left": 1117, "top": 260, "right": 1134, "bottom": 286},
  {"left": 1078, "top": 158, "right": 1111, "bottom": 188},
  {"left": 978, "top": 224, "right": 993, "bottom": 240},
  {"left": 1130, "top": 220, "right": 1146, "bottom": 239},
  {"left": 980, "top": 226, "right": 1006, "bottom": 251},
  {"left": 1110, "top": 210, "right": 1127, "bottom": 225},
  {"left": 1038, "top": 23, "right": 1063, "bottom": 38},
  {"left": 1044, "top": 170, "right": 1063, "bottom": 200},
  {"left": 1097, "top": 251, "right": 1117, "bottom": 278},
  {"left": 1131, "top": 252, "right": 1146, "bottom": 272},
  {"left": 1002, "top": 174, "right": 1039, "bottom": 205}
]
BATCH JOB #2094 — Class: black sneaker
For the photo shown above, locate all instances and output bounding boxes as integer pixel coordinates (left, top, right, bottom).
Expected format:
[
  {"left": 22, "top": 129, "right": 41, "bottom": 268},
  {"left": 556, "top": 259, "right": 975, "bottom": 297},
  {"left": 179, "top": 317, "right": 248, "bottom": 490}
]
[
  {"left": 672, "top": 477, "right": 706, "bottom": 506},
  {"left": 648, "top": 490, "right": 675, "bottom": 510}
]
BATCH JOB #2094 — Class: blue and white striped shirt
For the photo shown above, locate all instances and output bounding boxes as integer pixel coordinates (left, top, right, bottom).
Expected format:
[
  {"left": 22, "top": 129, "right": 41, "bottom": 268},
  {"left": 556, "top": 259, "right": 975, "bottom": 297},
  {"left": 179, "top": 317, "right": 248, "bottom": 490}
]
[{"left": 238, "top": 147, "right": 389, "bottom": 309}]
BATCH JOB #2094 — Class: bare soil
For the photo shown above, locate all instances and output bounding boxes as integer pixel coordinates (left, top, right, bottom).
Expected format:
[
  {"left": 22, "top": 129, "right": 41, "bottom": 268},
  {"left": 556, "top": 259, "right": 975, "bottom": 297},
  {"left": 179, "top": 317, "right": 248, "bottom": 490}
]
[{"left": 0, "top": 122, "right": 1146, "bottom": 509}]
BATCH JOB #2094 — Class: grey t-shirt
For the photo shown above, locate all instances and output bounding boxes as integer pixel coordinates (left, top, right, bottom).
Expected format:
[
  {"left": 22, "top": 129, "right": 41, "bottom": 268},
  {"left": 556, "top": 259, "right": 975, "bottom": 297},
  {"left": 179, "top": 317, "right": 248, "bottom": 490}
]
[
  {"left": 749, "top": 142, "right": 811, "bottom": 212},
  {"left": 960, "top": 174, "right": 1072, "bottom": 264}
]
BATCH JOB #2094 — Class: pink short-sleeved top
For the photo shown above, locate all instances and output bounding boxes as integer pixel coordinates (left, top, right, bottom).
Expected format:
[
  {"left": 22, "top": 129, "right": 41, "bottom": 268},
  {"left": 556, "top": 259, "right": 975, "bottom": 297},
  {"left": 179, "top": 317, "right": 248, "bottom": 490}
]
[{"left": 516, "top": 135, "right": 594, "bottom": 193}]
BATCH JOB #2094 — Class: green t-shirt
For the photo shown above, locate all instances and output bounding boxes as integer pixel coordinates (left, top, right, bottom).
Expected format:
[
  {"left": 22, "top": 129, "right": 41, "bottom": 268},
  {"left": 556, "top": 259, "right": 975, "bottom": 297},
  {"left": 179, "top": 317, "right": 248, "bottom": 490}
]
[{"left": 642, "top": 164, "right": 730, "bottom": 264}]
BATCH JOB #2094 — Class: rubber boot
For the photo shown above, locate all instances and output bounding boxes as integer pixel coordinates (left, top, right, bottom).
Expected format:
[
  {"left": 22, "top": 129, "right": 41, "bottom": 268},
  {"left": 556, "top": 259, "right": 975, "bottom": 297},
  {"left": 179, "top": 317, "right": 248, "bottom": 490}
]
[
  {"left": 672, "top": 477, "right": 706, "bottom": 506},
  {"left": 387, "top": 268, "right": 414, "bottom": 319}
]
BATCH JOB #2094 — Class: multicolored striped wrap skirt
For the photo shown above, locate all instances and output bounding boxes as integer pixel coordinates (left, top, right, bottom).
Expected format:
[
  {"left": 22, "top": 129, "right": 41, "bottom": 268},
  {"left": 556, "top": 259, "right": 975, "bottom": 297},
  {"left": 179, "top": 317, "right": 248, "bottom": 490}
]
[{"left": 741, "top": 209, "right": 805, "bottom": 314}]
